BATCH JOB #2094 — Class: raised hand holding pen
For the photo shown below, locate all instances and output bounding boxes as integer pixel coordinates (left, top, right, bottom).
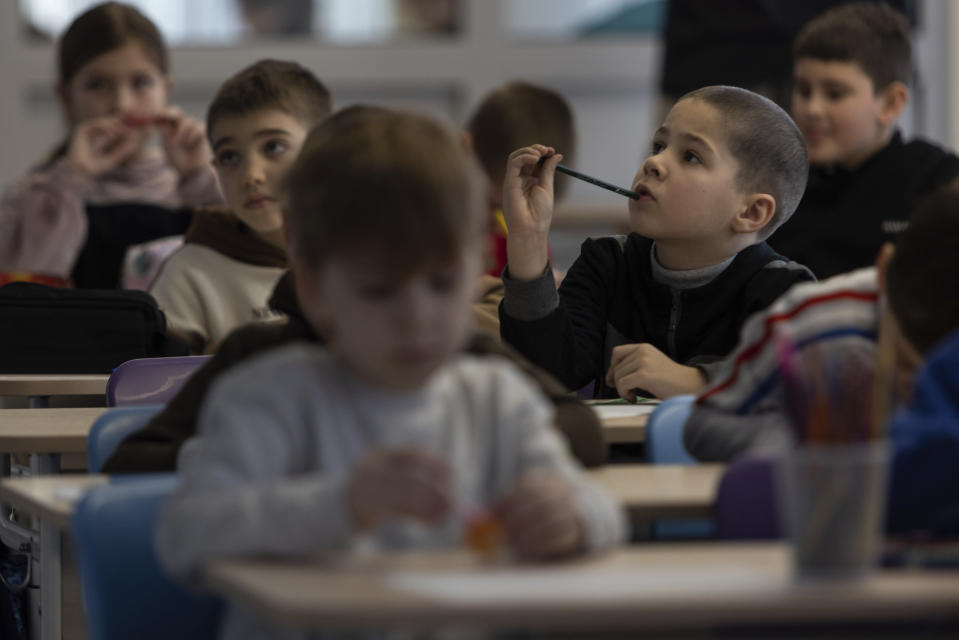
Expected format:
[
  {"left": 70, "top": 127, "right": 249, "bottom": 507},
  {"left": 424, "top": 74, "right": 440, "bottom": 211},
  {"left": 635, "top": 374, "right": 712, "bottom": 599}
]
[{"left": 502, "top": 144, "right": 562, "bottom": 280}]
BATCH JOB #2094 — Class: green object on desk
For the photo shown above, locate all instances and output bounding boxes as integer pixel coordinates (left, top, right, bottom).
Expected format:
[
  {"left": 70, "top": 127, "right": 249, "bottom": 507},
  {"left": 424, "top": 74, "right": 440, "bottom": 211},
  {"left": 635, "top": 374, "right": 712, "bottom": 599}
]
[{"left": 586, "top": 397, "right": 657, "bottom": 406}]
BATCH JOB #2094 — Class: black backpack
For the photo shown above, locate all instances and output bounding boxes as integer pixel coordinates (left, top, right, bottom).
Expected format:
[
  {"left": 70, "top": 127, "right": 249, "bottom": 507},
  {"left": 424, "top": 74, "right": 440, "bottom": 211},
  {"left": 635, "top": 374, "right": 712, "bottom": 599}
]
[
  {"left": 72, "top": 202, "right": 193, "bottom": 289},
  {"left": 0, "top": 283, "right": 187, "bottom": 374}
]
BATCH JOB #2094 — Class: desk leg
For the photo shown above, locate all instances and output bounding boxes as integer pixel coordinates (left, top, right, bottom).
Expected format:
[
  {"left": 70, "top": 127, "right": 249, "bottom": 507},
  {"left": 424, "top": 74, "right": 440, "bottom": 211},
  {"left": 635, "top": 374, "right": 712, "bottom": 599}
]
[
  {"left": 38, "top": 520, "right": 61, "bottom": 640},
  {"left": 28, "top": 395, "right": 51, "bottom": 409},
  {"left": 29, "top": 454, "right": 62, "bottom": 640}
]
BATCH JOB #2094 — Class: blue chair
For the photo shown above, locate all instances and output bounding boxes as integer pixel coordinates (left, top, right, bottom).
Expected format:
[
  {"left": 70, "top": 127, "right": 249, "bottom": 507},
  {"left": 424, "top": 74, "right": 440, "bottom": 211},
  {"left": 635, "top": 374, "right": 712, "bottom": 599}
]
[
  {"left": 106, "top": 355, "right": 210, "bottom": 406},
  {"left": 72, "top": 475, "right": 223, "bottom": 640},
  {"left": 87, "top": 405, "right": 164, "bottom": 472},
  {"left": 645, "top": 394, "right": 715, "bottom": 538},
  {"left": 646, "top": 394, "right": 697, "bottom": 464},
  {"left": 715, "top": 456, "right": 782, "bottom": 540}
]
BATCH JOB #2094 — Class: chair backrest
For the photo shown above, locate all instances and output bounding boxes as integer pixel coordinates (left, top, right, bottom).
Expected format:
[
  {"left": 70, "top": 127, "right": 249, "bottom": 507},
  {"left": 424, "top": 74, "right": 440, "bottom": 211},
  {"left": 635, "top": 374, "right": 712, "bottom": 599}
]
[
  {"left": 87, "top": 405, "right": 164, "bottom": 472},
  {"left": 72, "top": 475, "right": 222, "bottom": 640},
  {"left": 106, "top": 355, "right": 210, "bottom": 406},
  {"left": 715, "top": 456, "right": 782, "bottom": 540},
  {"left": 646, "top": 394, "right": 696, "bottom": 464}
]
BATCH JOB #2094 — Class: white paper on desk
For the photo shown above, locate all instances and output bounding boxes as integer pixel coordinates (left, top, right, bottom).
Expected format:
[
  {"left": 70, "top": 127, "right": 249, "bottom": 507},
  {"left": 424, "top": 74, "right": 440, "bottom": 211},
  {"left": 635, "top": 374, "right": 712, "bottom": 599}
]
[
  {"left": 387, "top": 567, "right": 775, "bottom": 603},
  {"left": 591, "top": 404, "right": 658, "bottom": 420}
]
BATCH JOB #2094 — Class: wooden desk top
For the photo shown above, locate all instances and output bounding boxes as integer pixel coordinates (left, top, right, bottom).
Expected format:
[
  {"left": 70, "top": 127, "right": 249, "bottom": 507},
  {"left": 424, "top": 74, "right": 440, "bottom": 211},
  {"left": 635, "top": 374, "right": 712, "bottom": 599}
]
[
  {"left": 0, "top": 473, "right": 107, "bottom": 529},
  {"left": 0, "top": 407, "right": 106, "bottom": 453},
  {"left": 587, "top": 463, "right": 722, "bottom": 520},
  {"left": 0, "top": 374, "right": 109, "bottom": 397},
  {"left": 0, "top": 463, "right": 717, "bottom": 530},
  {"left": 205, "top": 543, "right": 959, "bottom": 633}
]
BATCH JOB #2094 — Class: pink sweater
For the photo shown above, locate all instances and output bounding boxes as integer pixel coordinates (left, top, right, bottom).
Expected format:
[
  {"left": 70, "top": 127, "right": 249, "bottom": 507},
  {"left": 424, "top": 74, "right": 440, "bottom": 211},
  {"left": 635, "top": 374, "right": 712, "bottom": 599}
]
[{"left": 0, "top": 149, "right": 222, "bottom": 279}]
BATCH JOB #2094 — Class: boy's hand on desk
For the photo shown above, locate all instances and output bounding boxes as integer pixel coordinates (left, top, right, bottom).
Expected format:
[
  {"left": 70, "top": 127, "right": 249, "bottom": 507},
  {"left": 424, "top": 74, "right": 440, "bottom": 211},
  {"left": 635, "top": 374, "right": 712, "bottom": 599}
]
[
  {"left": 606, "top": 343, "right": 706, "bottom": 400},
  {"left": 495, "top": 470, "right": 584, "bottom": 560},
  {"left": 159, "top": 107, "right": 212, "bottom": 180},
  {"left": 503, "top": 145, "right": 561, "bottom": 280},
  {"left": 347, "top": 448, "right": 452, "bottom": 533},
  {"left": 65, "top": 115, "right": 140, "bottom": 177}
]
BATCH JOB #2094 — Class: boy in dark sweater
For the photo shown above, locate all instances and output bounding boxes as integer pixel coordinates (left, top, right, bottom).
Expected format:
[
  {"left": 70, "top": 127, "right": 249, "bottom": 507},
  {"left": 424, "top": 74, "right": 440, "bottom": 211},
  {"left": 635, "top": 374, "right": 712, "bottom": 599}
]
[
  {"left": 770, "top": 2, "right": 959, "bottom": 279},
  {"left": 500, "top": 86, "right": 814, "bottom": 400}
]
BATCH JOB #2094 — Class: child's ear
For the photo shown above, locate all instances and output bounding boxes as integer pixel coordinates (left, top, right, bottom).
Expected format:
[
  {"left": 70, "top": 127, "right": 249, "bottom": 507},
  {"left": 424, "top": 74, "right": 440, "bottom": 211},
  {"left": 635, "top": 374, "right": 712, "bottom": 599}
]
[
  {"left": 875, "top": 242, "right": 896, "bottom": 294},
  {"left": 877, "top": 81, "right": 908, "bottom": 127},
  {"left": 731, "top": 194, "right": 776, "bottom": 235}
]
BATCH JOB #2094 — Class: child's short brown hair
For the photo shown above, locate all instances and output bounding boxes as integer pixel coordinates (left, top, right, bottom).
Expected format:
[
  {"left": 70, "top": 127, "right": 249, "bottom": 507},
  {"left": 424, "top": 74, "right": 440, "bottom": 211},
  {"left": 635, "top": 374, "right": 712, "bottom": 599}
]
[
  {"left": 467, "top": 81, "right": 575, "bottom": 198},
  {"left": 284, "top": 106, "right": 485, "bottom": 278},
  {"left": 794, "top": 2, "right": 911, "bottom": 92},
  {"left": 206, "top": 59, "right": 332, "bottom": 139},
  {"left": 680, "top": 86, "right": 808, "bottom": 238},
  {"left": 887, "top": 179, "right": 959, "bottom": 355}
]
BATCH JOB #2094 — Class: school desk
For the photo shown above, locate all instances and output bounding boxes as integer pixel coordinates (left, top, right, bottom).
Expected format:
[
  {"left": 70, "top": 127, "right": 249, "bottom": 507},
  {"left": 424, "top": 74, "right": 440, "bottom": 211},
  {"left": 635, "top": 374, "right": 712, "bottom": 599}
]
[
  {"left": 592, "top": 402, "right": 654, "bottom": 444},
  {"left": 0, "top": 474, "right": 106, "bottom": 640},
  {"left": 0, "top": 408, "right": 105, "bottom": 640},
  {"left": 587, "top": 463, "right": 722, "bottom": 521},
  {"left": 0, "top": 407, "right": 106, "bottom": 473},
  {"left": 0, "top": 373, "right": 109, "bottom": 408},
  {"left": 204, "top": 543, "right": 959, "bottom": 634}
]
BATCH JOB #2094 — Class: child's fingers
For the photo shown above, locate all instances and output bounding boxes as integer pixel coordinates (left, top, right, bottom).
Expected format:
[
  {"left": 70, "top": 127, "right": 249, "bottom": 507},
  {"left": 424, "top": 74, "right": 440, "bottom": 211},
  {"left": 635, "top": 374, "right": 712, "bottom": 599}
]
[
  {"left": 390, "top": 449, "right": 452, "bottom": 482},
  {"left": 383, "top": 449, "right": 452, "bottom": 520},
  {"left": 97, "top": 131, "right": 139, "bottom": 166},
  {"left": 605, "top": 344, "right": 637, "bottom": 386},
  {"left": 512, "top": 511, "right": 582, "bottom": 559},
  {"left": 537, "top": 153, "right": 562, "bottom": 194},
  {"left": 390, "top": 470, "right": 452, "bottom": 522},
  {"left": 495, "top": 470, "right": 568, "bottom": 527},
  {"left": 496, "top": 475, "right": 583, "bottom": 558},
  {"left": 614, "top": 374, "right": 641, "bottom": 403}
]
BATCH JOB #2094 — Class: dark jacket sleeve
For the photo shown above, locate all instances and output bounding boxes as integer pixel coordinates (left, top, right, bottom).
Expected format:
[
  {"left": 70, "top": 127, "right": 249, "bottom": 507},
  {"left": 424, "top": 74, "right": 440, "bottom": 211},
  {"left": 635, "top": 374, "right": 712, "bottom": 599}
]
[
  {"left": 499, "top": 239, "right": 615, "bottom": 392},
  {"left": 466, "top": 333, "right": 606, "bottom": 468},
  {"left": 101, "top": 322, "right": 296, "bottom": 473}
]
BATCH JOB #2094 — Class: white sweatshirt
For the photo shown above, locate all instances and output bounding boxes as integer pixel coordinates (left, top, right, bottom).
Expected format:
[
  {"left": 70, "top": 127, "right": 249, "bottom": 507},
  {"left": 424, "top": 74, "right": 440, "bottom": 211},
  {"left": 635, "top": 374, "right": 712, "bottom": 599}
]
[
  {"left": 149, "top": 244, "right": 284, "bottom": 353},
  {"left": 156, "top": 344, "right": 627, "bottom": 640}
]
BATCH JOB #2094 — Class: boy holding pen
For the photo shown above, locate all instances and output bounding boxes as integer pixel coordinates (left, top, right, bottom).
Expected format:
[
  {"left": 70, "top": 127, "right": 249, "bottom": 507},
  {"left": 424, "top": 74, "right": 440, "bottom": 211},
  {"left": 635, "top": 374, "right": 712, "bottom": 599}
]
[{"left": 499, "top": 85, "right": 814, "bottom": 400}]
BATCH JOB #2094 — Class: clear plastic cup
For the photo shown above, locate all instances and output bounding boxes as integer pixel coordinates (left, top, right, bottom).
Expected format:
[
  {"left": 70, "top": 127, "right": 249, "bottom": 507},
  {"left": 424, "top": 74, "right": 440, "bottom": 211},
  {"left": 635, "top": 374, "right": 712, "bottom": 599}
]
[{"left": 777, "top": 440, "right": 889, "bottom": 580}]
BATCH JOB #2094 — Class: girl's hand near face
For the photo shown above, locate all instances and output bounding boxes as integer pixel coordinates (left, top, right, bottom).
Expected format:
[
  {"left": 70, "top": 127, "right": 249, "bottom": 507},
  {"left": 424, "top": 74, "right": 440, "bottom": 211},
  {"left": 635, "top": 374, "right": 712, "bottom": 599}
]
[
  {"left": 159, "top": 107, "right": 212, "bottom": 180},
  {"left": 64, "top": 115, "right": 140, "bottom": 177}
]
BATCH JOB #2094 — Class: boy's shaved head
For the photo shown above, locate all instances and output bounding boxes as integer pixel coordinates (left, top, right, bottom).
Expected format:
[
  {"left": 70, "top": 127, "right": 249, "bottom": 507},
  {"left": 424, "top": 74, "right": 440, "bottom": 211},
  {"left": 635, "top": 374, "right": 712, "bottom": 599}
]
[{"left": 680, "top": 86, "right": 808, "bottom": 238}]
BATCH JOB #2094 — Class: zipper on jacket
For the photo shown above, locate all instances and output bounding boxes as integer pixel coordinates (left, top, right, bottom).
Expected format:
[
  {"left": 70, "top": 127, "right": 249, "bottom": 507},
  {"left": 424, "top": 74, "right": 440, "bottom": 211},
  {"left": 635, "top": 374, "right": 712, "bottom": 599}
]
[{"left": 667, "top": 289, "right": 681, "bottom": 358}]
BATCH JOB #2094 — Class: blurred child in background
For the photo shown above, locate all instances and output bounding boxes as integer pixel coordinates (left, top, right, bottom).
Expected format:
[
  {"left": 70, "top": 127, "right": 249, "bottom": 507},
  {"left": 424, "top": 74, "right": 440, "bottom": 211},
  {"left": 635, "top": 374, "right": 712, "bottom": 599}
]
[
  {"left": 149, "top": 59, "right": 331, "bottom": 353},
  {"left": 0, "top": 2, "right": 222, "bottom": 282}
]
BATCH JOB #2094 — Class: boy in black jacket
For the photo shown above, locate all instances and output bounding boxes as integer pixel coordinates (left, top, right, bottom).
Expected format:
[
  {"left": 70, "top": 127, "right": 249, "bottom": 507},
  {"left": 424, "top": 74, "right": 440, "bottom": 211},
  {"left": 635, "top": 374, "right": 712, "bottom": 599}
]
[
  {"left": 500, "top": 85, "right": 814, "bottom": 400},
  {"left": 770, "top": 2, "right": 959, "bottom": 279}
]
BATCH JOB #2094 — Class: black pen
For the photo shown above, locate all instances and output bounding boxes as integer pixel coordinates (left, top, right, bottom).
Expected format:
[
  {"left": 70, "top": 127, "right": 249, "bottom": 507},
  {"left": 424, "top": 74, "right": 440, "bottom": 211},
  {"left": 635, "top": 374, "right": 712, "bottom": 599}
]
[{"left": 538, "top": 157, "right": 639, "bottom": 200}]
